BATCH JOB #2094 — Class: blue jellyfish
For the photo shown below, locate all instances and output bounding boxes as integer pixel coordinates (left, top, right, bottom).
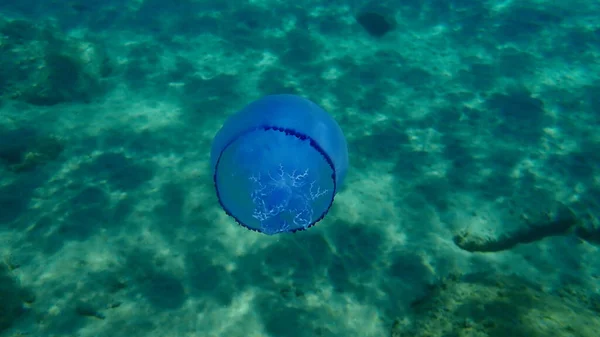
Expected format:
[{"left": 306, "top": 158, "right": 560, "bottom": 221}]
[{"left": 211, "top": 94, "right": 348, "bottom": 235}]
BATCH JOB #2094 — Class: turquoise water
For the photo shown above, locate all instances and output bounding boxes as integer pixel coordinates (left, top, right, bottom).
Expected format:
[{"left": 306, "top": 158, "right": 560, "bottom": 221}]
[{"left": 0, "top": 1, "right": 599, "bottom": 336}]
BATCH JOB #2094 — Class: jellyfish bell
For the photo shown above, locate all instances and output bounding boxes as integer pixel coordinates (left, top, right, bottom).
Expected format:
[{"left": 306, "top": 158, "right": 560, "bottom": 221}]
[{"left": 211, "top": 94, "right": 348, "bottom": 235}]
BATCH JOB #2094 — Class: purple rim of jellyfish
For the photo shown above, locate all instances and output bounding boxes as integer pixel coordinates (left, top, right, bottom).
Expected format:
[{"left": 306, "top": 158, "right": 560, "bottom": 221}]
[{"left": 213, "top": 125, "right": 338, "bottom": 234}]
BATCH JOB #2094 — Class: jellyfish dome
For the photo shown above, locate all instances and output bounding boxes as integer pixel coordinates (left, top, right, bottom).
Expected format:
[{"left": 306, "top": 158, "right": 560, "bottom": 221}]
[{"left": 210, "top": 94, "right": 348, "bottom": 235}]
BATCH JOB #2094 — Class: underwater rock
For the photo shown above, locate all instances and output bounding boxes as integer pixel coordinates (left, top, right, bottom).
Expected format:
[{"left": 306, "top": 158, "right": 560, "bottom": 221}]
[
  {"left": 0, "top": 17, "right": 112, "bottom": 105},
  {"left": 211, "top": 94, "right": 348, "bottom": 235},
  {"left": 391, "top": 272, "right": 600, "bottom": 337},
  {"left": 454, "top": 201, "right": 579, "bottom": 252}
]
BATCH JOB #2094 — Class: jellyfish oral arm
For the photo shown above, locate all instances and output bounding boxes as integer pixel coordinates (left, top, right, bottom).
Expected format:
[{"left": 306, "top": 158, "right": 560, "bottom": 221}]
[{"left": 249, "top": 164, "right": 329, "bottom": 235}]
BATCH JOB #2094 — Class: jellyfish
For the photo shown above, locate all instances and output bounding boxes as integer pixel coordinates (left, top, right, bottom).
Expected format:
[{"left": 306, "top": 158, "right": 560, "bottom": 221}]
[{"left": 211, "top": 94, "right": 348, "bottom": 235}]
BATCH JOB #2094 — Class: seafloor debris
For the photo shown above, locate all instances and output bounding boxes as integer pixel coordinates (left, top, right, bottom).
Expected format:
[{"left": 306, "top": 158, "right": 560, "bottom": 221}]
[
  {"left": 0, "top": 17, "right": 112, "bottom": 106},
  {"left": 391, "top": 272, "right": 600, "bottom": 337}
]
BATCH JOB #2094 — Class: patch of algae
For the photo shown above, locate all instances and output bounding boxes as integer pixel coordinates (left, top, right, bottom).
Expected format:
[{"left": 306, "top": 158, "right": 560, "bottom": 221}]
[{"left": 391, "top": 273, "right": 600, "bottom": 337}]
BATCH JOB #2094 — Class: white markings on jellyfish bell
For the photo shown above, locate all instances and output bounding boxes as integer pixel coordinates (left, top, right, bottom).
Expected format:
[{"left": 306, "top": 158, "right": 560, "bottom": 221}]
[{"left": 249, "top": 163, "right": 329, "bottom": 233}]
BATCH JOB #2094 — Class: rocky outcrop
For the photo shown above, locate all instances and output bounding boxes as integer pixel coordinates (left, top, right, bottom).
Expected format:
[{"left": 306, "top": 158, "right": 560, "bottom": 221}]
[{"left": 391, "top": 272, "right": 600, "bottom": 337}]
